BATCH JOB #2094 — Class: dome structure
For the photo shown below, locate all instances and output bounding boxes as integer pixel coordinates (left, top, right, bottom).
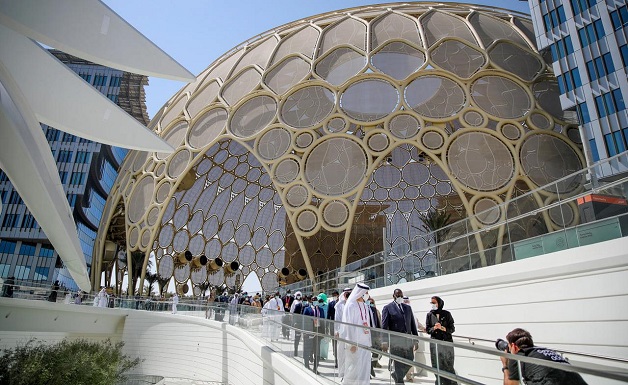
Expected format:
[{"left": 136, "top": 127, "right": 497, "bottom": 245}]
[{"left": 95, "top": 3, "right": 584, "bottom": 294}]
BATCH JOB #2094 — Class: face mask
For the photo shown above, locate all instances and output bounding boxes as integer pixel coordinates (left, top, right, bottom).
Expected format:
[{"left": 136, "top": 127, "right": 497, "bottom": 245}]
[
  {"left": 362, "top": 293, "right": 370, "bottom": 302},
  {"left": 303, "top": 301, "right": 309, "bottom": 306},
  {"left": 395, "top": 297, "right": 403, "bottom": 304},
  {"left": 431, "top": 303, "right": 438, "bottom": 311},
  {"left": 275, "top": 295, "right": 280, "bottom": 299},
  {"left": 369, "top": 303, "right": 375, "bottom": 307},
  {"left": 333, "top": 296, "right": 338, "bottom": 301},
  {"left": 296, "top": 297, "right": 301, "bottom": 301}
]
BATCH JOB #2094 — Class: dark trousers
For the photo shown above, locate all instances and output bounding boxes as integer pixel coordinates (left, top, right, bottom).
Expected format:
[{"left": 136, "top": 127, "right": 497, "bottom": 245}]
[
  {"left": 294, "top": 332, "right": 301, "bottom": 356},
  {"left": 391, "top": 346, "right": 413, "bottom": 384},
  {"left": 332, "top": 338, "right": 338, "bottom": 367},
  {"left": 429, "top": 342, "right": 457, "bottom": 385},
  {"left": 303, "top": 333, "right": 320, "bottom": 371},
  {"left": 282, "top": 314, "right": 290, "bottom": 338}
]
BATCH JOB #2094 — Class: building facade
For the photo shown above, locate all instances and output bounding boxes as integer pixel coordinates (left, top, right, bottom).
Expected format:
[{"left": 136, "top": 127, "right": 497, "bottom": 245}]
[
  {"left": 529, "top": 0, "right": 628, "bottom": 179},
  {"left": 95, "top": 3, "right": 586, "bottom": 295},
  {"left": 0, "top": 50, "right": 149, "bottom": 290}
]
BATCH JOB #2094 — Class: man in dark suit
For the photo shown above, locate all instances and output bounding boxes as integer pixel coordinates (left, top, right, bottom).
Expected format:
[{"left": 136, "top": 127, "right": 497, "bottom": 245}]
[
  {"left": 281, "top": 290, "right": 294, "bottom": 339},
  {"left": 302, "top": 294, "right": 325, "bottom": 373},
  {"left": 326, "top": 290, "right": 339, "bottom": 367},
  {"left": 382, "top": 289, "right": 418, "bottom": 384}
]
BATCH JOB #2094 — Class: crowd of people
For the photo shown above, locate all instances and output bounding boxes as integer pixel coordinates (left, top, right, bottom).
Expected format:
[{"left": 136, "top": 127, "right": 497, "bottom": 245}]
[{"left": 0, "top": 277, "right": 588, "bottom": 384}]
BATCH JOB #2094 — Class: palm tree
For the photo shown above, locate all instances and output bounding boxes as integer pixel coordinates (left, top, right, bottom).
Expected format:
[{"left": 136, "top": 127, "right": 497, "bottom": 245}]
[
  {"left": 157, "top": 276, "right": 170, "bottom": 295},
  {"left": 145, "top": 272, "right": 158, "bottom": 297},
  {"left": 119, "top": 251, "right": 152, "bottom": 295},
  {"left": 198, "top": 282, "right": 210, "bottom": 297},
  {"left": 415, "top": 209, "right": 453, "bottom": 273}
]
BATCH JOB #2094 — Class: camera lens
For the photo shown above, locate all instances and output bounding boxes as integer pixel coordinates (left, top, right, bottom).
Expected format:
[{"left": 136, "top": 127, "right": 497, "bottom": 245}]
[{"left": 495, "top": 338, "right": 509, "bottom": 352}]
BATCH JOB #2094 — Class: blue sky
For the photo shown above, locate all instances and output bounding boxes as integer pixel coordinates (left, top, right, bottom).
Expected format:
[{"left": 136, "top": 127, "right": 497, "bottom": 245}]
[
  {"left": 103, "top": 0, "right": 532, "bottom": 293},
  {"left": 104, "top": 0, "right": 531, "bottom": 119}
]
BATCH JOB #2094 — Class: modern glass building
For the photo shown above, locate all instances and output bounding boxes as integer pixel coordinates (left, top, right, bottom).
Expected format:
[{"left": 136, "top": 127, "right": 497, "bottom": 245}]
[
  {"left": 529, "top": 0, "right": 628, "bottom": 179},
  {"left": 95, "top": 3, "right": 586, "bottom": 295},
  {"left": 0, "top": 50, "right": 149, "bottom": 290}
]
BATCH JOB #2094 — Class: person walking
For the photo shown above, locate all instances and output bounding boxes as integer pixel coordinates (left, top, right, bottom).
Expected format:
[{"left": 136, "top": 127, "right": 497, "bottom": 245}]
[
  {"left": 341, "top": 283, "right": 372, "bottom": 385},
  {"left": 48, "top": 280, "right": 60, "bottom": 302},
  {"left": 303, "top": 295, "right": 325, "bottom": 373},
  {"left": 426, "top": 296, "right": 457, "bottom": 385},
  {"left": 368, "top": 296, "right": 383, "bottom": 378},
  {"left": 290, "top": 291, "right": 304, "bottom": 356},
  {"left": 281, "top": 290, "right": 294, "bottom": 339},
  {"left": 171, "top": 292, "right": 179, "bottom": 314},
  {"left": 262, "top": 292, "right": 284, "bottom": 341},
  {"left": 327, "top": 290, "right": 340, "bottom": 367},
  {"left": 97, "top": 287, "right": 108, "bottom": 307},
  {"left": 334, "top": 288, "right": 351, "bottom": 377},
  {"left": 382, "top": 289, "right": 419, "bottom": 384}
]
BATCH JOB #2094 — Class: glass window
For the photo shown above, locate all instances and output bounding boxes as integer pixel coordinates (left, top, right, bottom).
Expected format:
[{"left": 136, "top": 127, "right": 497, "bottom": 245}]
[
  {"left": 557, "top": 41, "right": 566, "bottom": 58},
  {"left": 557, "top": 6, "right": 566, "bottom": 24},
  {"left": 586, "top": 24, "right": 596, "bottom": 44},
  {"left": 0, "top": 240, "right": 17, "bottom": 254},
  {"left": 604, "top": 92, "right": 616, "bottom": 115},
  {"left": 603, "top": 53, "right": 615, "bottom": 74},
  {"left": 613, "top": 89, "right": 625, "bottom": 111},
  {"left": 586, "top": 61, "right": 597, "bottom": 81},
  {"left": 564, "top": 71, "right": 574, "bottom": 91},
  {"left": 34, "top": 267, "right": 49, "bottom": 281},
  {"left": 557, "top": 75, "right": 566, "bottom": 94},
  {"left": 594, "top": 57, "right": 605, "bottom": 77},
  {"left": 550, "top": 44, "right": 558, "bottom": 62},
  {"left": 0, "top": 264, "right": 10, "bottom": 278},
  {"left": 620, "top": 6, "right": 628, "bottom": 25},
  {"left": 578, "top": 28, "right": 588, "bottom": 47},
  {"left": 19, "top": 242, "right": 36, "bottom": 256},
  {"left": 621, "top": 45, "right": 628, "bottom": 67},
  {"left": 594, "top": 19, "right": 605, "bottom": 39},
  {"left": 13, "top": 265, "right": 30, "bottom": 280},
  {"left": 572, "top": 68, "right": 582, "bottom": 88},
  {"left": 571, "top": 0, "right": 581, "bottom": 15},
  {"left": 595, "top": 95, "right": 607, "bottom": 117},
  {"left": 605, "top": 133, "right": 618, "bottom": 156},
  {"left": 589, "top": 138, "right": 600, "bottom": 162},
  {"left": 39, "top": 245, "right": 55, "bottom": 258},
  {"left": 611, "top": 10, "right": 622, "bottom": 30},
  {"left": 577, "top": 102, "right": 591, "bottom": 124},
  {"left": 565, "top": 36, "right": 574, "bottom": 55},
  {"left": 543, "top": 14, "right": 552, "bottom": 32},
  {"left": 614, "top": 131, "right": 626, "bottom": 153}
]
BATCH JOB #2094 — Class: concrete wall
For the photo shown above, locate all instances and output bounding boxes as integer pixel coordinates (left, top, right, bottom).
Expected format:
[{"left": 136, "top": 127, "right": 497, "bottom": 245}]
[
  {"left": 0, "top": 299, "right": 320, "bottom": 385},
  {"left": 370, "top": 237, "right": 628, "bottom": 384}
]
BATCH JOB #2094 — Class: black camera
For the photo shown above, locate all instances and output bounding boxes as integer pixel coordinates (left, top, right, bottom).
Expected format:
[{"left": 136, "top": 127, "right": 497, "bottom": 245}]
[{"left": 495, "top": 338, "right": 510, "bottom": 352}]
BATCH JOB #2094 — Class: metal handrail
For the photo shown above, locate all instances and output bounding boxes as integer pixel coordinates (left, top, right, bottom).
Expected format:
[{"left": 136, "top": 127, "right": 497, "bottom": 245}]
[{"left": 5, "top": 289, "right": 626, "bottom": 381}]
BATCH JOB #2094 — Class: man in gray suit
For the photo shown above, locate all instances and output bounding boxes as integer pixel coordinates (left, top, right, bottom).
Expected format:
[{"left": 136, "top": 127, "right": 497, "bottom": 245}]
[{"left": 382, "top": 288, "right": 419, "bottom": 384}]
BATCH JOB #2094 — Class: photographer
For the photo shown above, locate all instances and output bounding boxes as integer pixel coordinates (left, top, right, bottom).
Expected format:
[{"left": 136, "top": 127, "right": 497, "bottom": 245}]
[{"left": 499, "top": 328, "right": 588, "bottom": 385}]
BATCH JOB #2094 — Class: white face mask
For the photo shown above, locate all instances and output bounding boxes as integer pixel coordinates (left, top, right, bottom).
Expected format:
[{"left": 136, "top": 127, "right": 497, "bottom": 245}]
[
  {"left": 395, "top": 297, "right": 403, "bottom": 304},
  {"left": 431, "top": 303, "right": 438, "bottom": 311},
  {"left": 362, "top": 292, "right": 370, "bottom": 302}
]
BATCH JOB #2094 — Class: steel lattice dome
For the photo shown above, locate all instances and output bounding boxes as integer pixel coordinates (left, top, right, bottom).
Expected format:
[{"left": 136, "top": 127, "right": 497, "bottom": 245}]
[{"left": 96, "top": 2, "right": 584, "bottom": 294}]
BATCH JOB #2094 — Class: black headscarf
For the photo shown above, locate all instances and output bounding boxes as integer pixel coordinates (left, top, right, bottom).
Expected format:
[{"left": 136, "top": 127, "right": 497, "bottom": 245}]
[{"left": 430, "top": 296, "right": 444, "bottom": 313}]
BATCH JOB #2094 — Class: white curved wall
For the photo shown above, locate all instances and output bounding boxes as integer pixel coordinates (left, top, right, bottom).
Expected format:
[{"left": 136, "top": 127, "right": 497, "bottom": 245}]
[
  {"left": 370, "top": 237, "right": 628, "bottom": 384},
  {"left": 0, "top": 300, "right": 321, "bottom": 385}
]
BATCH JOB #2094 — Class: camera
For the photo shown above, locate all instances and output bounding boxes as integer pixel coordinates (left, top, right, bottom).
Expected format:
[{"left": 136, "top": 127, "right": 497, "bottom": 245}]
[{"left": 495, "top": 338, "right": 509, "bottom": 352}]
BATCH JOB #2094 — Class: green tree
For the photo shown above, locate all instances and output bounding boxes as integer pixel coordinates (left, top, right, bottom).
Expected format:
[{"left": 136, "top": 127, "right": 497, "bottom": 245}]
[
  {"left": 119, "top": 251, "right": 152, "bottom": 295},
  {"left": 144, "top": 271, "right": 158, "bottom": 297},
  {"left": 0, "top": 338, "right": 140, "bottom": 385},
  {"left": 416, "top": 209, "right": 453, "bottom": 272}
]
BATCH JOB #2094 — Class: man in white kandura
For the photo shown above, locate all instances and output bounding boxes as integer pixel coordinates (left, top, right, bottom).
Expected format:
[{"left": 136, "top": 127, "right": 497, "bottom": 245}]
[
  {"left": 342, "top": 283, "right": 372, "bottom": 385},
  {"left": 262, "top": 291, "right": 284, "bottom": 341},
  {"left": 172, "top": 292, "right": 179, "bottom": 314},
  {"left": 334, "top": 287, "right": 351, "bottom": 378},
  {"left": 97, "top": 287, "right": 108, "bottom": 308}
]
